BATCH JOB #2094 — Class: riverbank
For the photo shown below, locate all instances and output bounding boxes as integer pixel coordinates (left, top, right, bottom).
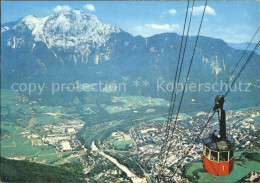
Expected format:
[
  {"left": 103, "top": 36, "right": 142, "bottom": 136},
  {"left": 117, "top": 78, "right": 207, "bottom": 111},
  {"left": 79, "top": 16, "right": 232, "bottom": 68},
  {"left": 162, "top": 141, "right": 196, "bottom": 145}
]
[{"left": 91, "top": 142, "right": 147, "bottom": 183}]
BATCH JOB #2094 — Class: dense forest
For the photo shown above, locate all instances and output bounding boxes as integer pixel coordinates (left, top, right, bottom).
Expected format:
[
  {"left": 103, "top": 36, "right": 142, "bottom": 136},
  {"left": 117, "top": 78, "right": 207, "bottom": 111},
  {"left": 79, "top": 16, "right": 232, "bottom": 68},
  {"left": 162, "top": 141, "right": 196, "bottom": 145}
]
[{"left": 0, "top": 157, "right": 85, "bottom": 182}]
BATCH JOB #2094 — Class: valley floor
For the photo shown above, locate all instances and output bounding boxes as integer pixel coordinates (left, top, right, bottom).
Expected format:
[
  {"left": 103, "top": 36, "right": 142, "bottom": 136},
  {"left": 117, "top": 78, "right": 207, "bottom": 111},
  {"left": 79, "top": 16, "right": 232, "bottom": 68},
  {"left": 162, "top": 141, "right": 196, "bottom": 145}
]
[{"left": 1, "top": 89, "right": 259, "bottom": 182}]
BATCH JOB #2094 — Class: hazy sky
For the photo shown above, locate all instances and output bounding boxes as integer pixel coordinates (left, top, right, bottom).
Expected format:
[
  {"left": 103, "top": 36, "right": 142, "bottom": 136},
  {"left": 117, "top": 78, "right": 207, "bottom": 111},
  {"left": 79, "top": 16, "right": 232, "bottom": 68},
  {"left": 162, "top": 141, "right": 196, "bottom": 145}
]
[{"left": 1, "top": 1, "right": 260, "bottom": 43}]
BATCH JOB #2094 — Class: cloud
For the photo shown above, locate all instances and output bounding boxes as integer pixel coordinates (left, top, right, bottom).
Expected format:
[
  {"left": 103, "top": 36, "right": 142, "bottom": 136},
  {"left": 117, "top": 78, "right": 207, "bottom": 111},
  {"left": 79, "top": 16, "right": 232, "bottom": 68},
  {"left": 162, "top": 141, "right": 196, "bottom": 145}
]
[
  {"left": 160, "top": 9, "right": 177, "bottom": 18},
  {"left": 53, "top": 5, "right": 71, "bottom": 12},
  {"left": 84, "top": 4, "right": 95, "bottom": 12},
  {"left": 134, "top": 24, "right": 180, "bottom": 37},
  {"left": 133, "top": 24, "right": 180, "bottom": 37},
  {"left": 191, "top": 5, "right": 216, "bottom": 16},
  {"left": 144, "top": 24, "right": 180, "bottom": 30},
  {"left": 168, "top": 9, "right": 177, "bottom": 16}
]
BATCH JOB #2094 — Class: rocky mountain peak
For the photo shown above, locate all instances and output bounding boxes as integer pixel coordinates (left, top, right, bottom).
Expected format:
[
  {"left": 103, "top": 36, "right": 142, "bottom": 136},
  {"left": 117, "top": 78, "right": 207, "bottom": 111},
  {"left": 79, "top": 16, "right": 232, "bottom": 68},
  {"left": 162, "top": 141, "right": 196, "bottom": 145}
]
[{"left": 3, "top": 10, "right": 121, "bottom": 49}]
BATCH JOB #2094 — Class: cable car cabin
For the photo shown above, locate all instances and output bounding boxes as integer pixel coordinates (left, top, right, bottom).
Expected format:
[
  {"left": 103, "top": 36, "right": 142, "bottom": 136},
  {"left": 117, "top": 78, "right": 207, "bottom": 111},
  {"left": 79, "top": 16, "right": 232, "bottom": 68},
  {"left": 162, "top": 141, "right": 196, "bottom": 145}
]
[
  {"left": 202, "top": 131, "right": 234, "bottom": 176},
  {"left": 202, "top": 95, "right": 235, "bottom": 176}
]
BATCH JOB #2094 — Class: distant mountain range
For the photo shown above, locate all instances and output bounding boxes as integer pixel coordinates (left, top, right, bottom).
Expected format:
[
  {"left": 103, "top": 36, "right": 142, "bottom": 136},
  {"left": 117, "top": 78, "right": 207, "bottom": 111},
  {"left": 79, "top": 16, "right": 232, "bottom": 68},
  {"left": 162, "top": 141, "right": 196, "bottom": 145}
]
[
  {"left": 228, "top": 42, "right": 260, "bottom": 54},
  {"left": 1, "top": 9, "right": 260, "bottom": 109}
]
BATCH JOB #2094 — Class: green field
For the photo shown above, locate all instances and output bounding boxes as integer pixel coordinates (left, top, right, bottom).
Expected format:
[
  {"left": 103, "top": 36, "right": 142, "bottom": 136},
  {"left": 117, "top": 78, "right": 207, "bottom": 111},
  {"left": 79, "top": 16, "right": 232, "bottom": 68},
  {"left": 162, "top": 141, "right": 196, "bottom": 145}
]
[
  {"left": 112, "top": 96, "right": 168, "bottom": 107},
  {"left": 252, "top": 116, "right": 260, "bottom": 123},
  {"left": 197, "top": 164, "right": 251, "bottom": 183},
  {"left": 113, "top": 140, "right": 134, "bottom": 150},
  {"left": 105, "top": 96, "right": 168, "bottom": 114},
  {"left": 1, "top": 122, "right": 23, "bottom": 134},
  {"left": 35, "top": 115, "right": 62, "bottom": 125},
  {"left": 1, "top": 134, "right": 60, "bottom": 164},
  {"left": 32, "top": 105, "right": 62, "bottom": 113},
  {"left": 36, "top": 154, "right": 60, "bottom": 164},
  {"left": 149, "top": 116, "right": 167, "bottom": 122},
  {"left": 185, "top": 162, "right": 202, "bottom": 177},
  {"left": 68, "top": 157, "right": 80, "bottom": 163},
  {"left": 146, "top": 109, "right": 156, "bottom": 113},
  {"left": 1, "top": 89, "right": 138, "bottom": 169},
  {"left": 104, "top": 106, "right": 128, "bottom": 114}
]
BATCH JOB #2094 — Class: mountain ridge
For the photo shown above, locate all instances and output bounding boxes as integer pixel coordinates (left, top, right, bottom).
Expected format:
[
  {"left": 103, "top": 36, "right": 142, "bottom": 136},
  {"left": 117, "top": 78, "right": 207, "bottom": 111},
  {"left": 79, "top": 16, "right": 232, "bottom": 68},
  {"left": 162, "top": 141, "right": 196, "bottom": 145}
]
[
  {"left": 1, "top": 10, "right": 260, "bottom": 109},
  {"left": 228, "top": 42, "right": 260, "bottom": 54}
]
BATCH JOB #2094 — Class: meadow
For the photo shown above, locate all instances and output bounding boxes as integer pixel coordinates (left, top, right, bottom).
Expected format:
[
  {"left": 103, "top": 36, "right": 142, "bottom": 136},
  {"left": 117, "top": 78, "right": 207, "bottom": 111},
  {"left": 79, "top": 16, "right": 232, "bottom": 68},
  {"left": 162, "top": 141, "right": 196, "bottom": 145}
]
[{"left": 113, "top": 140, "right": 134, "bottom": 150}]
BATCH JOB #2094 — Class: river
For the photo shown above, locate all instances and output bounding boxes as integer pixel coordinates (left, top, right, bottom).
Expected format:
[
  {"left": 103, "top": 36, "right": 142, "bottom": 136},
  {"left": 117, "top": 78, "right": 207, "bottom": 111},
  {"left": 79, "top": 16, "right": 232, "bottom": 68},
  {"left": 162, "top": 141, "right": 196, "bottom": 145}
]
[{"left": 91, "top": 142, "right": 147, "bottom": 183}]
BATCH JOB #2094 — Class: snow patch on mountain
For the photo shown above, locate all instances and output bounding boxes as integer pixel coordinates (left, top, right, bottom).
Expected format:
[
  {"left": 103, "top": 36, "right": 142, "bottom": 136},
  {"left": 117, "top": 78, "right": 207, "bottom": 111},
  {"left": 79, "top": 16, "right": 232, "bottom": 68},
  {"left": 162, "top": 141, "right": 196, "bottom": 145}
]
[
  {"left": 10, "top": 37, "right": 24, "bottom": 49},
  {"left": 3, "top": 9, "right": 121, "bottom": 50},
  {"left": 22, "top": 15, "right": 49, "bottom": 41},
  {"left": 1, "top": 26, "right": 10, "bottom": 33},
  {"left": 2, "top": 10, "right": 122, "bottom": 64},
  {"left": 42, "top": 10, "right": 121, "bottom": 49},
  {"left": 202, "top": 55, "right": 225, "bottom": 75}
]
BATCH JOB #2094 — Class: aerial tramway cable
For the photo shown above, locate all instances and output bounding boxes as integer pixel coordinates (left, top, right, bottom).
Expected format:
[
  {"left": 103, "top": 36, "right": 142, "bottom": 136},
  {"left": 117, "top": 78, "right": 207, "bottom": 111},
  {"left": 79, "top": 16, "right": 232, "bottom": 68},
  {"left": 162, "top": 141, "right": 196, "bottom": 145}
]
[
  {"left": 157, "top": 0, "right": 208, "bottom": 181},
  {"left": 165, "top": 0, "right": 195, "bottom": 143},
  {"left": 197, "top": 27, "right": 260, "bottom": 144},
  {"left": 157, "top": 0, "right": 259, "bottom": 181},
  {"left": 166, "top": 1, "right": 208, "bottom": 180},
  {"left": 221, "top": 26, "right": 260, "bottom": 93},
  {"left": 171, "top": 34, "right": 260, "bottom": 181},
  {"left": 160, "top": 0, "right": 197, "bottom": 171},
  {"left": 156, "top": 0, "right": 191, "bottom": 181},
  {"left": 159, "top": 0, "right": 195, "bottom": 167},
  {"left": 162, "top": 0, "right": 191, "bottom": 149},
  {"left": 224, "top": 41, "right": 260, "bottom": 97},
  {"left": 165, "top": 0, "right": 208, "bottom": 160},
  {"left": 200, "top": 37, "right": 260, "bottom": 139}
]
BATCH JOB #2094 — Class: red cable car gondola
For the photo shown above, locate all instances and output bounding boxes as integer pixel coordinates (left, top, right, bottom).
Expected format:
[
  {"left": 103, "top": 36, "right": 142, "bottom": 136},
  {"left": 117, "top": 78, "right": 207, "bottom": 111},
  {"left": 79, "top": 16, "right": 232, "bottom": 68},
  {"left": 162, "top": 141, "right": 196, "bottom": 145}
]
[{"left": 202, "top": 95, "right": 235, "bottom": 176}]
